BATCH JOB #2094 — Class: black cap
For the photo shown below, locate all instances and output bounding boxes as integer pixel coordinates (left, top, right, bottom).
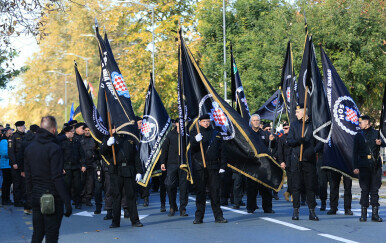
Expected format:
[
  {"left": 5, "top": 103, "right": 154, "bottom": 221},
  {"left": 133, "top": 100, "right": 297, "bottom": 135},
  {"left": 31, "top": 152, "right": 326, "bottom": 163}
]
[
  {"left": 282, "top": 122, "right": 290, "bottom": 127},
  {"left": 29, "top": 124, "right": 39, "bottom": 133},
  {"left": 199, "top": 114, "right": 210, "bottom": 120},
  {"left": 68, "top": 120, "right": 77, "bottom": 126},
  {"left": 263, "top": 123, "right": 271, "bottom": 129},
  {"left": 74, "top": 122, "right": 85, "bottom": 129},
  {"left": 15, "top": 121, "right": 25, "bottom": 127},
  {"left": 83, "top": 124, "right": 88, "bottom": 129},
  {"left": 136, "top": 116, "right": 143, "bottom": 121},
  {"left": 63, "top": 126, "right": 73, "bottom": 133},
  {"left": 6, "top": 124, "right": 10, "bottom": 128},
  {"left": 359, "top": 115, "right": 371, "bottom": 121}
]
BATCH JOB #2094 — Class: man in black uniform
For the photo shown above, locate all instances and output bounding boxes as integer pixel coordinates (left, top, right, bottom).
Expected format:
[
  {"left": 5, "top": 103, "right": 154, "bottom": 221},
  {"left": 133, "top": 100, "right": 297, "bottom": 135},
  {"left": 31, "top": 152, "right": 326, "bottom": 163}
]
[
  {"left": 24, "top": 116, "right": 72, "bottom": 243},
  {"left": 353, "top": 115, "right": 384, "bottom": 222},
  {"left": 327, "top": 169, "right": 352, "bottom": 215},
  {"left": 277, "top": 122, "right": 292, "bottom": 202},
  {"left": 247, "top": 114, "right": 275, "bottom": 214},
  {"left": 190, "top": 114, "right": 227, "bottom": 224},
  {"left": 160, "top": 120, "right": 189, "bottom": 216},
  {"left": 73, "top": 123, "right": 85, "bottom": 141},
  {"left": 61, "top": 125, "right": 85, "bottom": 209},
  {"left": 286, "top": 105, "right": 322, "bottom": 221},
  {"left": 100, "top": 129, "right": 143, "bottom": 228},
  {"left": 8, "top": 120, "right": 26, "bottom": 207}
]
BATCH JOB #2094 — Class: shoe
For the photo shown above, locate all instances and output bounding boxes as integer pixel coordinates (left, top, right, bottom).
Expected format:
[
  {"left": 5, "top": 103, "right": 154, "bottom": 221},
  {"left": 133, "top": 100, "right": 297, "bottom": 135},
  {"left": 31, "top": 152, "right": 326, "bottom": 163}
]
[
  {"left": 160, "top": 204, "right": 166, "bottom": 212},
  {"left": 233, "top": 205, "right": 240, "bottom": 209},
  {"left": 371, "top": 206, "right": 383, "bottom": 222},
  {"left": 143, "top": 197, "right": 149, "bottom": 207},
  {"left": 94, "top": 205, "right": 102, "bottom": 214},
  {"left": 264, "top": 209, "right": 275, "bottom": 214},
  {"left": 215, "top": 217, "right": 228, "bottom": 223},
  {"left": 247, "top": 209, "right": 255, "bottom": 214},
  {"left": 284, "top": 192, "right": 290, "bottom": 202},
  {"left": 292, "top": 208, "right": 299, "bottom": 220},
  {"left": 75, "top": 204, "right": 82, "bottom": 209},
  {"left": 24, "top": 209, "right": 32, "bottom": 215},
  {"left": 180, "top": 209, "right": 188, "bottom": 217},
  {"left": 2, "top": 200, "right": 13, "bottom": 205},
  {"left": 360, "top": 206, "right": 367, "bottom": 222},
  {"left": 309, "top": 209, "right": 319, "bottom": 221},
  {"left": 240, "top": 201, "right": 246, "bottom": 206},
  {"left": 273, "top": 192, "right": 279, "bottom": 200},
  {"left": 344, "top": 209, "right": 353, "bottom": 216},
  {"left": 168, "top": 208, "right": 175, "bottom": 217},
  {"left": 320, "top": 200, "right": 326, "bottom": 211},
  {"left": 124, "top": 208, "right": 130, "bottom": 218},
  {"left": 109, "top": 224, "right": 120, "bottom": 228},
  {"left": 14, "top": 202, "right": 24, "bottom": 207},
  {"left": 327, "top": 208, "right": 337, "bottom": 215},
  {"left": 193, "top": 219, "right": 203, "bottom": 224},
  {"left": 104, "top": 210, "right": 113, "bottom": 220},
  {"left": 132, "top": 221, "right": 143, "bottom": 227},
  {"left": 220, "top": 201, "right": 228, "bottom": 206},
  {"left": 85, "top": 200, "right": 93, "bottom": 207}
]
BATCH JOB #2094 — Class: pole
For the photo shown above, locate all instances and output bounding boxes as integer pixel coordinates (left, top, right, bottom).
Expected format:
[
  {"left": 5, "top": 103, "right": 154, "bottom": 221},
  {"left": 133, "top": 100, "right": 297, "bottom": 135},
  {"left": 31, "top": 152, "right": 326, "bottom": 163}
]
[
  {"left": 85, "top": 59, "right": 88, "bottom": 80},
  {"left": 64, "top": 76, "right": 67, "bottom": 122},
  {"left": 269, "top": 90, "right": 280, "bottom": 150},
  {"left": 195, "top": 121, "right": 207, "bottom": 168},
  {"left": 223, "top": 0, "right": 227, "bottom": 100},
  {"left": 105, "top": 91, "right": 117, "bottom": 165},
  {"left": 299, "top": 86, "right": 309, "bottom": 162},
  {"left": 151, "top": 7, "right": 155, "bottom": 83}
]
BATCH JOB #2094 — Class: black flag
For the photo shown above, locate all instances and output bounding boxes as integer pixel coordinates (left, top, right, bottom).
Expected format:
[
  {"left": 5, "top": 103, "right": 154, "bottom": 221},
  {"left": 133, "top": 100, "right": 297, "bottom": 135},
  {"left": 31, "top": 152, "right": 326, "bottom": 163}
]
[
  {"left": 95, "top": 20, "right": 139, "bottom": 142},
  {"left": 280, "top": 41, "right": 296, "bottom": 123},
  {"left": 230, "top": 45, "right": 250, "bottom": 123},
  {"left": 379, "top": 84, "right": 386, "bottom": 143},
  {"left": 298, "top": 36, "right": 332, "bottom": 143},
  {"left": 73, "top": 105, "right": 81, "bottom": 120},
  {"left": 320, "top": 46, "right": 360, "bottom": 178},
  {"left": 255, "top": 90, "right": 285, "bottom": 121},
  {"left": 179, "top": 29, "right": 283, "bottom": 191},
  {"left": 74, "top": 63, "right": 109, "bottom": 143},
  {"left": 138, "top": 74, "right": 172, "bottom": 187}
]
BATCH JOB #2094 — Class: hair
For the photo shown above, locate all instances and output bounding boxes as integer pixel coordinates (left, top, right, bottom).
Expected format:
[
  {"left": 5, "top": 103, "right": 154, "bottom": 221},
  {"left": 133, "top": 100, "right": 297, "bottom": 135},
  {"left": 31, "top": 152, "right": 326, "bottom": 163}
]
[
  {"left": 249, "top": 114, "right": 260, "bottom": 127},
  {"left": 40, "top": 116, "right": 57, "bottom": 132}
]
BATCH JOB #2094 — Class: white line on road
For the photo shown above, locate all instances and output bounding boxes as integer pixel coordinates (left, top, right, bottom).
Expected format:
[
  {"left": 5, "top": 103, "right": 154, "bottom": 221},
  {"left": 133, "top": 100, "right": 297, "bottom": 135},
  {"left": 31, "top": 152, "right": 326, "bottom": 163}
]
[
  {"left": 260, "top": 217, "right": 311, "bottom": 231},
  {"left": 318, "top": 234, "right": 359, "bottom": 243}
]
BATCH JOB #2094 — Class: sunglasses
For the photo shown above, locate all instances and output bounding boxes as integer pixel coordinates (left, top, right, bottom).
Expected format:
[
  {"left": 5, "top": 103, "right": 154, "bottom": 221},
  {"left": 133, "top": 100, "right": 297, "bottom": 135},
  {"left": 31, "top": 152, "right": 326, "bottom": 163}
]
[{"left": 283, "top": 127, "right": 289, "bottom": 130}]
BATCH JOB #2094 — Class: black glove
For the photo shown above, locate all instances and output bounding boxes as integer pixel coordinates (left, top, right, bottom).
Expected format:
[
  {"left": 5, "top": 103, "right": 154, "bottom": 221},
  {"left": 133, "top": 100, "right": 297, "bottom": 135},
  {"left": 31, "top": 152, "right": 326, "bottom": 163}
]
[
  {"left": 64, "top": 203, "right": 72, "bottom": 217},
  {"left": 299, "top": 137, "right": 305, "bottom": 144}
]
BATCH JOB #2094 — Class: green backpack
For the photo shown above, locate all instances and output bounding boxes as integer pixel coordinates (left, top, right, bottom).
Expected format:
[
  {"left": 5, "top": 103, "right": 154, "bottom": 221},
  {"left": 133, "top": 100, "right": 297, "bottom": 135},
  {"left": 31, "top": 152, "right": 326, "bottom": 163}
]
[{"left": 40, "top": 193, "right": 55, "bottom": 215}]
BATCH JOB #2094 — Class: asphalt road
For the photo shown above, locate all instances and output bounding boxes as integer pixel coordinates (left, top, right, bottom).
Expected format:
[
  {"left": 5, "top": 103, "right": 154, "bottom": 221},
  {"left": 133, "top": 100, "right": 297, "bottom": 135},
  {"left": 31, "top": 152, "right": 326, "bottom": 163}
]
[{"left": 1, "top": 187, "right": 385, "bottom": 243}]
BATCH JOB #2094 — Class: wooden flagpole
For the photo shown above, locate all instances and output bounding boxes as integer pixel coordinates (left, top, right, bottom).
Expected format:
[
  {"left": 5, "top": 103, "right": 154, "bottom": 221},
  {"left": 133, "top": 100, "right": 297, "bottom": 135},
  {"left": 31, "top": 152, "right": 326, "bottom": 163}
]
[
  {"left": 105, "top": 91, "right": 117, "bottom": 165},
  {"left": 299, "top": 86, "right": 309, "bottom": 162}
]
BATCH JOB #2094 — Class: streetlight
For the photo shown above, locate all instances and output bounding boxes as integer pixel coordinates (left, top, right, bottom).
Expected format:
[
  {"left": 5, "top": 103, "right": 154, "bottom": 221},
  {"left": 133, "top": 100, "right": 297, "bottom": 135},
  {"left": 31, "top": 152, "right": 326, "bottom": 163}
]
[
  {"left": 46, "top": 70, "right": 71, "bottom": 122},
  {"left": 223, "top": 0, "right": 227, "bottom": 100},
  {"left": 64, "top": 53, "right": 90, "bottom": 80},
  {"left": 118, "top": 0, "right": 156, "bottom": 83}
]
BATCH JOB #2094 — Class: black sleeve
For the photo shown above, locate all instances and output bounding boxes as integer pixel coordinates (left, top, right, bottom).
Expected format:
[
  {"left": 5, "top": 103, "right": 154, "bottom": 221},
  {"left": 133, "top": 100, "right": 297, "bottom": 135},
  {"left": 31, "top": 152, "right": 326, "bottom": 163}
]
[
  {"left": 100, "top": 136, "right": 111, "bottom": 156},
  {"left": 8, "top": 136, "right": 16, "bottom": 166},
  {"left": 50, "top": 145, "right": 70, "bottom": 205},
  {"left": 277, "top": 138, "right": 285, "bottom": 163},
  {"left": 220, "top": 139, "right": 226, "bottom": 170},
  {"left": 24, "top": 148, "right": 32, "bottom": 194},
  {"left": 134, "top": 146, "right": 143, "bottom": 174},
  {"left": 286, "top": 125, "right": 300, "bottom": 147},
  {"left": 190, "top": 127, "right": 200, "bottom": 150},
  {"left": 160, "top": 133, "right": 170, "bottom": 165},
  {"left": 79, "top": 142, "right": 86, "bottom": 167},
  {"left": 352, "top": 134, "right": 360, "bottom": 170}
]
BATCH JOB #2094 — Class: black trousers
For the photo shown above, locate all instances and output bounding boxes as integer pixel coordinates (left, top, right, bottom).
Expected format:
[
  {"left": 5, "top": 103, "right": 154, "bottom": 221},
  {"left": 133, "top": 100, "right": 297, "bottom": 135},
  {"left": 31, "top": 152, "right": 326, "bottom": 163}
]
[
  {"left": 31, "top": 195, "right": 64, "bottom": 243},
  {"left": 165, "top": 164, "right": 188, "bottom": 210},
  {"left": 159, "top": 172, "right": 167, "bottom": 205},
  {"left": 1, "top": 168, "right": 12, "bottom": 202},
  {"left": 285, "top": 168, "right": 292, "bottom": 194},
  {"left": 64, "top": 169, "right": 81, "bottom": 205},
  {"left": 110, "top": 174, "right": 139, "bottom": 225},
  {"left": 316, "top": 156, "right": 328, "bottom": 201},
  {"left": 11, "top": 167, "right": 25, "bottom": 203},
  {"left": 329, "top": 170, "right": 352, "bottom": 209},
  {"left": 220, "top": 168, "right": 233, "bottom": 204},
  {"left": 246, "top": 178, "right": 272, "bottom": 211},
  {"left": 291, "top": 161, "right": 317, "bottom": 209},
  {"left": 81, "top": 168, "right": 94, "bottom": 200},
  {"left": 359, "top": 166, "right": 382, "bottom": 207},
  {"left": 193, "top": 168, "right": 223, "bottom": 221},
  {"left": 232, "top": 172, "right": 244, "bottom": 205}
]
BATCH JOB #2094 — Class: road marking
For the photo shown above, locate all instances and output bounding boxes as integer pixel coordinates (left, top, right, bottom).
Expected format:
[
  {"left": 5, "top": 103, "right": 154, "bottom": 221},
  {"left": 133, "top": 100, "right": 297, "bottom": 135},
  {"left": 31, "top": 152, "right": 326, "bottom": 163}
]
[
  {"left": 318, "top": 233, "right": 359, "bottom": 243},
  {"left": 74, "top": 211, "right": 148, "bottom": 220},
  {"left": 260, "top": 217, "right": 311, "bottom": 231}
]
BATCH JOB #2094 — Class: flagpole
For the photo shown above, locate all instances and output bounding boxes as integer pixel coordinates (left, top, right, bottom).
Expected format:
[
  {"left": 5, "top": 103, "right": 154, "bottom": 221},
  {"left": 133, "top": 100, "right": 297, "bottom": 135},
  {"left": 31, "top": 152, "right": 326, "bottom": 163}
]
[
  {"left": 105, "top": 91, "right": 117, "bottom": 166},
  {"left": 299, "top": 86, "right": 309, "bottom": 162},
  {"left": 195, "top": 122, "right": 207, "bottom": 168},
  {"left": 269, "top": 89, "right": 280, "bottom": 150}
]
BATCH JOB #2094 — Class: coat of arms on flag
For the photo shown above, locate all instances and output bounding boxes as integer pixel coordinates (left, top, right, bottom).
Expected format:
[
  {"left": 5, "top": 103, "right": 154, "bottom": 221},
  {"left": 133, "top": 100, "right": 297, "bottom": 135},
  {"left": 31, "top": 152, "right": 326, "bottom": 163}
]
[
  {"left": 345, "top": 107, "right": 359, "bottom": 125},
  {"left": 111, "top": 71, "right": 130, "bottom": 98},
  {"left": 140, "top": 116, "right": 158, "bottom": 143}
]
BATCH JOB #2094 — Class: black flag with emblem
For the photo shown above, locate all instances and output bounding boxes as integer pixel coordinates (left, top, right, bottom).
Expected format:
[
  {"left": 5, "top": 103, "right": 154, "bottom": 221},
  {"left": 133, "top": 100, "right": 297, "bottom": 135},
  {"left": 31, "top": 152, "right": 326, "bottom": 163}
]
[
  {"left": 75, "top": 63, "right": 109, "bottom": 143},
  {"left": 179, "top": 29, "right": 283, "bottom": 191},
  {"left": 138, "top": 74, "right": 172, "bottom": 187},
  {"left": 320, "top": 46, "right": 360, "bottom": 178},
  {"left": 230, "top": 45, "right": 250, "bottom": 123},
  {"left": 95, "top": 20, "right": 139, "bottom": 142},
  {"left": 379, "top": 83, "right": 386, "bottom": 143},
  {"left": 255, "top": 90, "right": 285, "bottom": 121}
]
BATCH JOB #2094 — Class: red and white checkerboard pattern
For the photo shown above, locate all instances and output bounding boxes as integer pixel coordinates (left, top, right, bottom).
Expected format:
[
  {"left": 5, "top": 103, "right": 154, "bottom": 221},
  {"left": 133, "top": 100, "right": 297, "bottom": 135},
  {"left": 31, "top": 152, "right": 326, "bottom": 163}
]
[
  {"left": 212, "top": 108, "right": 227, "bottom": 126},
  {"left": 345, "top": 107, "right": 358, "bottom": 123},
  {"left": 113, "top": 76, "right": 128, "bottom": 92},
  {"left": 141, "top": 122, "right": 151, "bottom": 136}
]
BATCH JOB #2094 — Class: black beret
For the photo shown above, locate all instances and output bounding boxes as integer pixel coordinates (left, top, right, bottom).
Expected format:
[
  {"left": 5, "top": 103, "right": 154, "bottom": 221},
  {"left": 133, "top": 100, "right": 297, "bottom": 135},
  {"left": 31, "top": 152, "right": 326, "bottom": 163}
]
[
  {"left": 359, "top": 115, "right": 371, "bottom": 121},
  {"left": 74, "top": 122, "right": 85, "bottom": 129},
  {"left": 63, "top": 126, "right": 73, "bottom": 133},
  {"left": 15, "top": 121, "right": 25, "bottom": 127},
  {"left": 68, "top": 120, "right": 77, "bottom": 126},
  {"left": 199, "top": 114, "right": 210, "bottom": 120},
  {"left": 29, "top": 124, "right": 39, "bottom": 133},
  {"left": 136, "top": 116, "right": 143, "bottom": 121}
]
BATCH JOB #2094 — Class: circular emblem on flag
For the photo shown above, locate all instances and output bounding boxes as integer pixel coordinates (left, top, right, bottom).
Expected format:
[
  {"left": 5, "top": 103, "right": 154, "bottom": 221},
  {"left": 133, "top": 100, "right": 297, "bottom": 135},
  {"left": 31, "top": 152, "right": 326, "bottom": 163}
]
[
  {"left": 199, "top": 94, "right": 235, "bottom": 140},
  {"left": 333, "top": 96, "right": 361, "bottom": 135},
  {"left": 111, "top": 71, "right": 130, "bottom": 98},
  {"left": 140, "top": 115, "right": 158, "bottom": 143},
  {"left": 302, "top": 69, "right": 314, "bottom": 96}
]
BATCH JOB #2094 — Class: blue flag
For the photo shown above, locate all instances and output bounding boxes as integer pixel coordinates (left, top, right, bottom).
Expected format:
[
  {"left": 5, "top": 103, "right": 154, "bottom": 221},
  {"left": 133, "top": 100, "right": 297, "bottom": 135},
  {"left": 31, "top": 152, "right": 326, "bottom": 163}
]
[{"left": 69, "top": 102, "right": 75, "bottom": 122}]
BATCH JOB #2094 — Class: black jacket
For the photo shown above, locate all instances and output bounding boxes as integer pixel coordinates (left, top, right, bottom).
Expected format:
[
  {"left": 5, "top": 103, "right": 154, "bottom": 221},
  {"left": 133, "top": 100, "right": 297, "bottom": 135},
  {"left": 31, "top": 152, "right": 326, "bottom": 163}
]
[
  {"left": 80, "top": 135, "right": 98, "bottom": 168},
  {"left": 160, "top": 128, "right": 179, "bottom": 166},
  {"left": 100, "top": 134, "right": 143, "bottom": 177},
  {"left": 252, "top": 128, "right": 277, "bottom": 157},
  {"left": 8, "top": 130, "right": 25, "bottom": 167},
  {"left": 276, "top": 133, "right": 292, "bottom": 167},
  {"left": 190, "top": 126, "right": 226, "bottom": 170},
  {"left": 61, "top": 138, "right": 85, "bottom": 170},
  {"left": 24, "top": 128, "right": 70, "bottom": 205},
  {"left": 20, "top": 131, "right": 36, "bottom": 172},
  {"left": 353, "top": 127, "right": 385, "bottom": 169},
  {"left": 286, "top": 119, "right": 323, "bottom": 163}
]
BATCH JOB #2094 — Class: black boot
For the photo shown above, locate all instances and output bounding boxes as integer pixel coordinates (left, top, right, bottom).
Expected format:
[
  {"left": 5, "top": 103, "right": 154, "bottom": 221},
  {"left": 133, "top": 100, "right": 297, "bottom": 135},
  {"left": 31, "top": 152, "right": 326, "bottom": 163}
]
[
  {"left": 359, "top": 206, "right": 367, "bottom": 222},
  {"left": 168, "top": 208, "right": 175, "bottom": 217},
  {"left": 320, "top": 200, "right": 326, "bottom": 211},
  {"left": 104, "top": 209, "right": 113, "bottom": 220},
  {"left": 160, "top": 204, "right": 166, "bottom": 212},
  {"left": 327, "top": 207, "right": 337, "bottom": 215},
  {"left": 344, "top": 208, "right": 353, "bottom": 216},
  {"left": 292, "top": 208, "right": 299, "bottom": 220},
  {"left": 371, "top": 206, "right": 383, "bottom": 222},
  {"left": 309, "top": 209, "right": 319, "bottom": 221},
  {"left": 143, "top": 197, "right": 149, "bottom": 207},
  {"left": 124, "top": 208, "right": 130, "bottom": 218},
  {"left": 94, "top": 205, "right": 102, "bottom": 214}
]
